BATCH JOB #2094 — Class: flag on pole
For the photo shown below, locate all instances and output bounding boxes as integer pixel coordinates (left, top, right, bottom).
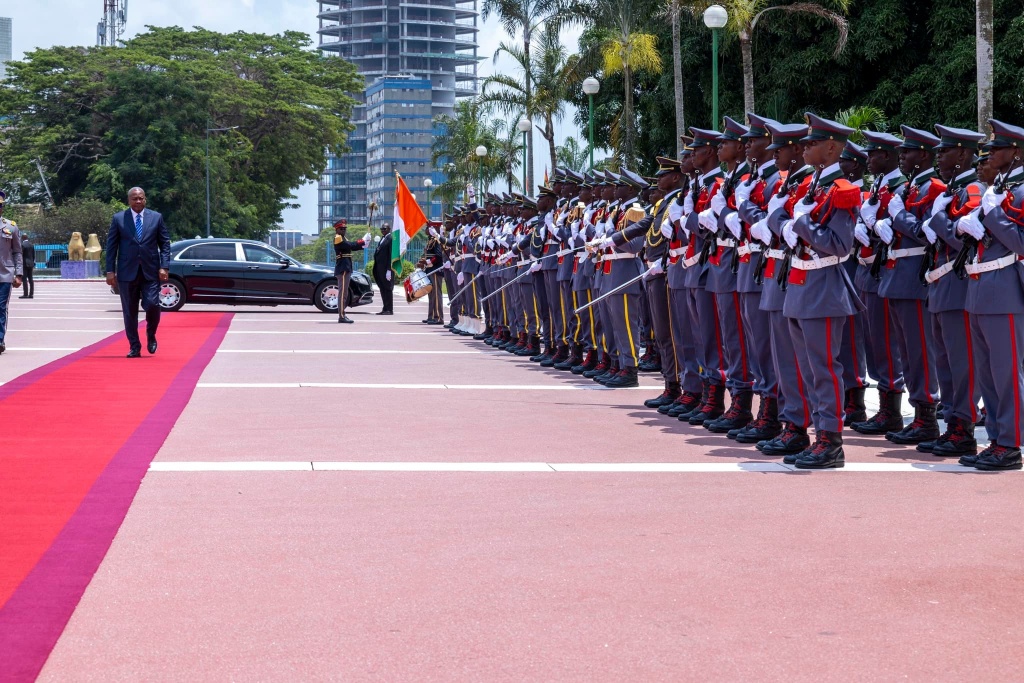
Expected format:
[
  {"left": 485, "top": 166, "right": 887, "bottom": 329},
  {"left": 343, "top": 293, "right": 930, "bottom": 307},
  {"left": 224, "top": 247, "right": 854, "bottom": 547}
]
[
  {"left": 391, "top": 173, "right": 428, "bottom": 270},
  {"left": 543, "top": 167, "right": 549, "bottom": 186}
]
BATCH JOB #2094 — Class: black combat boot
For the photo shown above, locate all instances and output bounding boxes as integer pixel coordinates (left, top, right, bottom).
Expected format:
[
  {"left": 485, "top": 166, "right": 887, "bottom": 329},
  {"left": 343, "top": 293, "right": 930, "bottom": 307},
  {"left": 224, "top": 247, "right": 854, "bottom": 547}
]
[
  {"left": 595, "top": 361, "right": 619, "bottom": 385},
  {"left": 971, "top": 444, "right": 1023, "bottom": 471},
  {"left": 675, "top": 381, "right": 709, "bottom": 420},
  {"left": 645, "top": 382, "right": 681, "bottom": 409},
  {"left": 760, "top": 423, "right": 811, "bottom": 459},
  {"left": 688, "top": 383, "right": 726, "bottom": 426},
  {"left": 556, "top": 344, "right": 583, "bottom": 371},
  {"left": 734, "top": 396, "right": 783, "bottom": 444},
  {"left": 705, "top": 390, "right": 754, "bottom": 434},
  {"left": 604, "top": 367, "right": 639, "bottom": 388},
  {"left": 851, "top": 390, "right": 905, "bottom": 435},
  {"left": 794, "top": 431, "right": 845, "bottom": 469},
  {"left": 930, "top": 417, "right": 978, "bottom": 457},
  {"left": 573, "top": 349, "right": 597, "bottom": 375},
  {"left": 844, "top": 386, "right": 867, "bottom": 425},
  {"left": 886, "top": 402, "right": 940, "bottom": 444},
  {"left": 583, "top": 353, "right": 610, "bottom": 379}
]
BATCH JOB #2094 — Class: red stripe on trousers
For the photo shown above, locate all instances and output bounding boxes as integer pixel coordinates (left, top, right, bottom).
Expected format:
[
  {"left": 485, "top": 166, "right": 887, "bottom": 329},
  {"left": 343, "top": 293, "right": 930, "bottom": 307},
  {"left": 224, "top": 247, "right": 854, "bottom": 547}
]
[
  {"left": 733, "top": 291, "right": 749, "bottom": 382},
  {"left": 916, "top": 300, "right": 934, "bottom": 399},
  {"left": 1010, "top": 314, "right": 1021, "bottom": 447},
  {"left": 883, "top": 298, "right": 895, "bottom": 390},
  {"left": 711, "top": 293, "right": 727, "bottom": 383},
  {"left": 825, "top": 318, "right": 843, "bottom": 432},
  {"left": 963, "top": 311, "right": 977, "bottom": 422},
  {"left": 848, "top": 314, "right": 863, "bottom": 387}
]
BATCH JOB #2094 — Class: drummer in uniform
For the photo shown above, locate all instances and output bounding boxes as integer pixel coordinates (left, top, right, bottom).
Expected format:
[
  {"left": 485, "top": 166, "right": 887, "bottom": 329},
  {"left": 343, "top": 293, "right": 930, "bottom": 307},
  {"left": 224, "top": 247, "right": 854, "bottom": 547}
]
[{"left": 333, "top": 219, "right": 370, "bottom": 324}]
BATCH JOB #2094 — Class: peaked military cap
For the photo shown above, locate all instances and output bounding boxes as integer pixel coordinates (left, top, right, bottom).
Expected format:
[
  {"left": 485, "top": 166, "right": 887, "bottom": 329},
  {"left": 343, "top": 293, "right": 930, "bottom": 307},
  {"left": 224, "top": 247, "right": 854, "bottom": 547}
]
[
  {"left": 984, "top": 119, "right": 1024, "bottom": 150},
  {"left": 861, "top": 130, "right": 903, "bottom": 153},
  {"left": 899, "top": 125, "right": 940, "bottom": 150},
  {"left": 620, "top": 169, "right": 650, "bottom": 189},
  {"left": 742, "top": 113, "right": 777, "bottom": 140},
  {"left": 655, "top": 155, "right": 683, "bottom": 176},
  {"left": 564, "top": 169, "right": 583, "bottom": 185},
  {"left": 766, "top": 122, "right": 808, "bottom": 150},
  {"left": 934, "top": 125, "right": 986, "bottom": 150},
  {"left": 841, "top": 140, "right": 868, "bottom": 163},
  {"left": 719, "top": 116, "right": 749, "bottom": 142},
  {"left": 689, "top": 128, "right": 723, "bottom": 148},
  {"left": 801, "top": 113, "right": 854, "bottom": 144},
  {"left": 520, "top": 195, "right": 538, "bottom": 209},
  {"left": 538, "top": 185, "right": 558, "bottom": 198}
]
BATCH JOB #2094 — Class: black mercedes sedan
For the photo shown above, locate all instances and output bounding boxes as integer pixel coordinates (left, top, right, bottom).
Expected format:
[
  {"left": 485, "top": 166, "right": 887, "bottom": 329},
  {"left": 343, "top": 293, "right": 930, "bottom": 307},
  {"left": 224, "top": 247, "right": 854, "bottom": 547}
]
[{"left": 152, "top": 239, "right": 373, "bottom": 313}]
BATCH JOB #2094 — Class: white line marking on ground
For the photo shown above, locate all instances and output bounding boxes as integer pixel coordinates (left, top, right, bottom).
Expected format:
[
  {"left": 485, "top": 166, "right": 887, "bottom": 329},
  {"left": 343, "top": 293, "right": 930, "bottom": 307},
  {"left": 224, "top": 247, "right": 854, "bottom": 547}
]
[
  {"left": 2, "top": 347, "right": 82, "bottom": 352},
  {"left": 195, "top": 382, "right": 660, "bottom": 390},
  {"left": 147, "top": 461, "right": 1007, "bottom": 473},
  {"left": 225, "top": 331, "right": 437, "bottom": 336},
  {"left": 215, "top": 349, "right": 482, "bottom": 355}
]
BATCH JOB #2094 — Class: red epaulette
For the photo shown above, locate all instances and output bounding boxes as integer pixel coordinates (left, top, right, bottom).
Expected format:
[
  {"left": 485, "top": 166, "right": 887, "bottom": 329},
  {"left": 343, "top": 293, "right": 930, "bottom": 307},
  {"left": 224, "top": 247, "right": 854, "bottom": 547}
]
[{"left": 831, "top": 178, "right": 862, "bottom": 211}]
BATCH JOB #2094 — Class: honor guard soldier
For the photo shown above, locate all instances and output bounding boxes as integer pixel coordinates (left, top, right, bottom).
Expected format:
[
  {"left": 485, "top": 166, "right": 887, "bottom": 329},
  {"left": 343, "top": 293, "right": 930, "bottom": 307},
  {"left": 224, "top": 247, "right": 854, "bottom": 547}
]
[
  {"left": 0, "top": 190, "right": 24, "bottom": 354},
  {"left": 421, "top": 223, "right": 446, "bottom": 324},
  {"left": 775, "top": 113, "right": 863, "bottom": 468},
  {"left": 851, "top": 131, "right": 910, "bottom": 435},
  {"left": 570, "top": 173, "right": 602, "bottom": 375},
  {"left": 878, "top": 125, "right": 945, "bottom": 444},
  {"left": 918, "top": 124, "right": 988, "bottom": 457},
  {"left": 958, "top": 119, "right": 1024, "bottom": 470},
  {"left": 535, "top": 184, "right": 562, "bottom": 364},
  {"left": 839, "top": 140, "right": 871, "bottom": 424},
  {"left": 333, "top": 219, "right": 370, "bottom": 323},
  {"left": 554, "top": 171, "right": 586, "bottom": 370}
]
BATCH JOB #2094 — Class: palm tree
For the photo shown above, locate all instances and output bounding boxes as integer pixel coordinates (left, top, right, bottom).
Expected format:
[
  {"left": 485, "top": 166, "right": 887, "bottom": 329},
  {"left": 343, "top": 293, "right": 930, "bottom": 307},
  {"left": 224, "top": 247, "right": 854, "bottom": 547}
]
[
  {"left": 663, "top": 0, "right": 688, "bottom": 156},
  {"left": 432, "top": 100, "right": 506, "bottom": 204},
  {"left": 556, "top": 136, "right": 591, "bottom": 171},
  {"left": 481, "top": 26, "right": 583, "bottom": 179},
  {"left": 481, "top": 0, "right": 583, "bottom": 192},
  {"left": 976, "top": 0, "right": 994, "bottom": 130},
  {"left": 493, "top": 118, "right": 525, "bottom": 194},
  {"left": 591, "top": 0, "right": 663, "bottom": 167},
  {"left": 834, "top": 106, "right": 887, "bottom": 145}
]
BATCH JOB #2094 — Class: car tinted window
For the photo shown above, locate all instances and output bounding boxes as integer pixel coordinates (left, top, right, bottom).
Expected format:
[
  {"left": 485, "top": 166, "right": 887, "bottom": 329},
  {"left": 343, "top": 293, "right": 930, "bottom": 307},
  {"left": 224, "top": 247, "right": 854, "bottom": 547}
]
[
  {"left": 180, "top": 244, "right": 237, "bottom": 261},
  {"left": 243, "top": 245, "right": 285, "bottom": 264}
]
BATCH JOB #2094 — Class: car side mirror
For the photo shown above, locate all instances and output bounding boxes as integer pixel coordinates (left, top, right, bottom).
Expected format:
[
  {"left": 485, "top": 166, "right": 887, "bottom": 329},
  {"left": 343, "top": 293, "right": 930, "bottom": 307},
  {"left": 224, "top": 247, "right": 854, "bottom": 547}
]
[{"left": 279, "top": 258, "right": 290, "bottom": 268}]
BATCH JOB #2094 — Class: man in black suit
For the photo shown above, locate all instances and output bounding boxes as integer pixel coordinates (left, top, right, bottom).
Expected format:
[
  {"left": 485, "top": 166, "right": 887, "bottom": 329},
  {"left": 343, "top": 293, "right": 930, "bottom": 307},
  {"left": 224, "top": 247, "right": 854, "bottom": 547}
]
[
  {"left": 373, "top": 222, "right": 395, "bottom": 315},
  {"left": 105, "top": 187, "right": 171, "bottom": 358},
  {"left": 19, "top": 236, "right": 35, "bottom": 299}
]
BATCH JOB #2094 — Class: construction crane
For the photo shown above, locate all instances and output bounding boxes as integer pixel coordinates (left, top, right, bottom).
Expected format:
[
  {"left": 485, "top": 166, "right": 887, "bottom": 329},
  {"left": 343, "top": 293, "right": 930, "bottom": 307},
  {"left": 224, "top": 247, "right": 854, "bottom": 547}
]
[{"left": 96, "top": 0, "right": 128, "bottom": 47}]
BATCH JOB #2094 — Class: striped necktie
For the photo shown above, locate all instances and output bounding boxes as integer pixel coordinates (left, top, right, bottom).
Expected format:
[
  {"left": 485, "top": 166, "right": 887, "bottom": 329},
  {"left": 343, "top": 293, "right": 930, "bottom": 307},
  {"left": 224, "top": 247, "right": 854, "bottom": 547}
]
[{"left": 135, "top": 212, "right": 143, "bottom": 242}]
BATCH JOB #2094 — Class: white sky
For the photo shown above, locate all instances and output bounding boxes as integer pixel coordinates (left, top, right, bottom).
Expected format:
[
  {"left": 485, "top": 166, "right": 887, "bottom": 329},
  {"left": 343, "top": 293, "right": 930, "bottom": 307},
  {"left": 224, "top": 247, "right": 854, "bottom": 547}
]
[{"left": 3, "top": 1, "right": 584, "bottom": 233}]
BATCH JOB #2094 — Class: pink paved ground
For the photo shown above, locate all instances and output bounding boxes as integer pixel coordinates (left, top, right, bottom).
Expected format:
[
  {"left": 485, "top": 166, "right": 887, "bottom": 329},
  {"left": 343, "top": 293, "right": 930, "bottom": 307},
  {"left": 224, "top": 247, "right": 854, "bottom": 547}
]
[{"left": 6, "top": 283, "right": 1023, "bottom": 681}]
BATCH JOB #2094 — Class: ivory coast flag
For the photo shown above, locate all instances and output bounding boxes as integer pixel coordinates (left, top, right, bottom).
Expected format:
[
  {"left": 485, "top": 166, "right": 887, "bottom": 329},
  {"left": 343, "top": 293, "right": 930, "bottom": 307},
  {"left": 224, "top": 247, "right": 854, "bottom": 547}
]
[{"left": 391, "top": 173, "right": 428, "bottom": 270}]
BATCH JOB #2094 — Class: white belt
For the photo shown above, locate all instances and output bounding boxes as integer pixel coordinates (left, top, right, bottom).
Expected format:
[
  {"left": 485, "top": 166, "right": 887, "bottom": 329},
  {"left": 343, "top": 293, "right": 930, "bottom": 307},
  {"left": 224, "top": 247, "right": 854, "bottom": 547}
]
[
  {"left": 789, "top": 253, "right": 850, "bottom": 271},
  {"left": 858, "top": 254, "right": 876, "bottom": 266},
  {"left": 888, "top": 246, "right": 927, "bottom": 260},
  {"left": 646, "top": 260, "right": 665, "bottom": 269},
  {"left": 668, "top": 247, "right": 686, "bottom": 257},
  {"left": 766, "top": 249, "right": 786, "bottom": 260},
  {"left": 965, "top": 253, "right": 1022, "bottom": 275},
  {"left": 555, "top": 248, "right": 574, "bottom": 257},
  {"left": 716, "top": 238, "right": 736, "bottom": 248},
  {"left": 736, "top": 243, "right": 762, "bottom": 257},
  {"left": 602, "top": 252, "right": 636, "bottom": 262},
  {"left": 925, "top": 261, "right": 955, "bottom": 284},
  {"left": 681, "top": 254, "right": 701, "bottom": 268},
  {"left": 452, "top": 254, "right": 467, "bottom": 262},
  {"left": 545, "top": 239, "right": 559, "bottom": 246},
  {"left": 515, "top": 260, "right": 530, "bottom": 268}
]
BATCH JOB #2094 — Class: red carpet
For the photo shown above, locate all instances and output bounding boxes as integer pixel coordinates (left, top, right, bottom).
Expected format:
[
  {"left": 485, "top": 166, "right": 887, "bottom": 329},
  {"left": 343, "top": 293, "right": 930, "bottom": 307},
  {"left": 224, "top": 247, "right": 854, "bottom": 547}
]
[{"left": 0, "top": 313, "right": 231, "bottom": 681}]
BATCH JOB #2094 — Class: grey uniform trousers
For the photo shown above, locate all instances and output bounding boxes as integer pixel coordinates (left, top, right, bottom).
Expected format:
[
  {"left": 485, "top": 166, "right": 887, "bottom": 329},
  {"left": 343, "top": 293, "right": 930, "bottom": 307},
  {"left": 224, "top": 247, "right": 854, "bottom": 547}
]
[{"left": 788, "top": 316, "right": 847, "bottom": 434}]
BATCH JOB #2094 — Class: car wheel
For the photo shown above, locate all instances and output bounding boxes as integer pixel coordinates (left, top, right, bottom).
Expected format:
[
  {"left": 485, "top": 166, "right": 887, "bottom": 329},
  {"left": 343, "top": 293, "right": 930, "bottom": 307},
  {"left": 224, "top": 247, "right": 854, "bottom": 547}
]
[
  {"left": 158, "top": 279, "right": 187, "bottom": 312},
  {"left": 314, "top": 279, "right": 340, "bottom": 313}
]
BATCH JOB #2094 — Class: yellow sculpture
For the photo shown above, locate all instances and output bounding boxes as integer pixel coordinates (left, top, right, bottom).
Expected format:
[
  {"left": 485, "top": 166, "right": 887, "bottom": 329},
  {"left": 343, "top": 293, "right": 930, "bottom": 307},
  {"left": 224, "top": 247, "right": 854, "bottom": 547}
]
[
  {"left": 68, "top": 232, "right": 86, "bottom": 261},
  {"left": 85, "top": 234, "right": 102, "bottom": 261}
]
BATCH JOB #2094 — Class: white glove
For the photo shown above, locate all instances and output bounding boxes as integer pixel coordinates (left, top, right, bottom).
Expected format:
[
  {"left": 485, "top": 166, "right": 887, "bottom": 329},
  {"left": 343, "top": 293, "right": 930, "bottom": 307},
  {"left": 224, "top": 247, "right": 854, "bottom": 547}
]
[
  {"left": 660, "top": 217, "right": 674, "bottom": 239},
  {"left": 667, "top": 200, "right": 685, "bottom": 225},
  {"left": 682, "top": 193, "right": 694, "bottom": 215},
  {"left": 710, "top": 190, "right": 727, "bottom": 216},
  {"left": 600, "top": 236, "right": 614, "bottom": 249},
  {"left": 456, "top": 272, "right": 464, "bottom": 286},
  {"left": 724, "top": 212, "right": 742, "bottom": 240},
  {"left": 957, "top": 211, "right": 985, "bottom": 241},
  {"left": 887, "top": 193, "right": 905, "bottom": 220},
  {"left": 749, "top": 219, "right": 770, "bottom": 244},
  {"left": 571, "top": 220, "right": 581, "bottom": 239},
  {"left": 529, "top": 260, "right": 541, "bottom": 273},
  {"left": 982, "top": 186, "right": 1006, "bottom": 214},
  {"left": 766, "top": 192, "right": 787, "bottom": 217},
  {"left": 496, "top": 252, "right": 512, "bottom": 264},
  {"left": 860, "top": 200, "right": 878, "bottom": 229},
  {"left": 583, "top": 209, "right": 594, "bottom": 223},
  {"left": 443, "top": 261, "right": 452, "bottom": 270},
  {"left": 428, "top": 226, "right": 438, "bottom": 238},
  {"left": 875, "top": 218, "right": 893, "bottom": 244},
  {"left": 854, "top": 222, "right": 870, "bottom": 247},
  {"left": 791, "top": 200, "right": 813, "bottom": 221},
  {"left": 361, "top": 232, "right": 371, "bottom": 244},
  {"left": 646, "top": 261, "right": 664, "bottom": 277},
  {"left": 922, "top": 218, "right": 938, "bottom": 245},
  {"left": 466, "top": 183, "right": 477, "bottom": 203},
  {"left": 698, "top": 208, "right": 717, "bottom": 232},
  {"left": 585, "top": 239, "right": 602, "bottom": 252},
  {"left": 486, "top": 238, "right": 495, "bottom": 249},
  {"left": 385, "top": 270, "right": 392, "bottom": 282},
  {"left": 931, "top": 193, "right": 953, "bottom": 218},
  {"left": 734, "top": 181, "right": 753, "bottom": 208},
  {"left": 537, "top": 224, "right": 546, "bottom": 240},
  {"left": 556, "top": 212, "right": 567, "bottom": 227},
  {"left": 545, "top": 213, "right": 555, "bottom": 230},
  {"left": 782, "top": 220, "right": 798, "bottom": 249}
]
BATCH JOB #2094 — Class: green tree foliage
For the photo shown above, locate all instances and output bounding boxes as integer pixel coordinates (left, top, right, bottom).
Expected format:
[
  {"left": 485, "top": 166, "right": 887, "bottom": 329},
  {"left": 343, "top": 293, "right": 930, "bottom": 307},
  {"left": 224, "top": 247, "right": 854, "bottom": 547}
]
[
  {"left": 0, "top": 27, "right": 361, "bottom": 241},
  {"left": 6, "top": 199, "right": 127, "bottom": 245},
  {"left": 571, "top": 0, "right": 1023, "bottom": 173}
]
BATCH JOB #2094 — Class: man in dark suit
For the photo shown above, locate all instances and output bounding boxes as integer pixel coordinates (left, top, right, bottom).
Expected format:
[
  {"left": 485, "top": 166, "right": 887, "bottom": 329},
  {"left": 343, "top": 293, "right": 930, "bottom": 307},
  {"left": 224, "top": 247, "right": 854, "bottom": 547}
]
[
  {"left": 373, "top": 222, "right": 395, "bottom": 315},
  {"left": 19, "top": 235, "right": 35, "bottom": 299},
  {"left": 105, "top": 187, "right": 171, "bottom": 358}
]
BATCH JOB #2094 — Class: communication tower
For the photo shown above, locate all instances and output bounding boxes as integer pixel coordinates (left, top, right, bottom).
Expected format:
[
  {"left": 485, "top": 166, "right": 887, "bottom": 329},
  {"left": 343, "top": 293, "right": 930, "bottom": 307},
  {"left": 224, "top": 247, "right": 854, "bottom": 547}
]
[{"left": 96, "top": 0, "right": 127, "bottom": 47}]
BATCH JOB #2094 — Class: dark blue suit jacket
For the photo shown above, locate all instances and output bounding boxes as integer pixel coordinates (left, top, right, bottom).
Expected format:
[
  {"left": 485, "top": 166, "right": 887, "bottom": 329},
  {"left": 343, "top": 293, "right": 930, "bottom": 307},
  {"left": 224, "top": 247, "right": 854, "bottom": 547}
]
[{"left": 105, "top": 209, "right": 172, "bottom": 282}]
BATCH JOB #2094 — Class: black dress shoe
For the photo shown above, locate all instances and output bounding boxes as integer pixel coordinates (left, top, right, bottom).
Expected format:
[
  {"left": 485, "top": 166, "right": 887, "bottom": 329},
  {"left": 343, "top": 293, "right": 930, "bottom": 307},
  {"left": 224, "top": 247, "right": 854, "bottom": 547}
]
[
  {"left": 147, "top": 337, "right": 158, "bottom": 355},
  {"left": 338, "top": 316, "right": 354, "bottom": 324},
  {"left": 127, "top": 348, "right": 142, "bottom": 358},
  {"left": 0, "top": 342, "right": 5, "bottom": 355},
  {"left": 377, "top": 310, "right": 393, "bottom": 315}
]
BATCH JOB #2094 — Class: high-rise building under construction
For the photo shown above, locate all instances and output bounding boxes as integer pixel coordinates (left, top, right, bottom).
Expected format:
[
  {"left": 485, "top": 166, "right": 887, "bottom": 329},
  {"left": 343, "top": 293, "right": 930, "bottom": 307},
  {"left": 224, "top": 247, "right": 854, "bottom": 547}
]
[
  {"left": 316, "top": 0, "right": 479, "bottom": 228},
  {"left": 0, "top": 17, "right": 12, "bottom": 80}
]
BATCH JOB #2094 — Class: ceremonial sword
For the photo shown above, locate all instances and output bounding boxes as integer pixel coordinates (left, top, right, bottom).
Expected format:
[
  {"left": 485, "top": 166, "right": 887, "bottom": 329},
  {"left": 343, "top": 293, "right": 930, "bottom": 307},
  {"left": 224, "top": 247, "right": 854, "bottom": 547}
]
[{"left": 572, "top": 265, "right": 658, "bottom": 315}]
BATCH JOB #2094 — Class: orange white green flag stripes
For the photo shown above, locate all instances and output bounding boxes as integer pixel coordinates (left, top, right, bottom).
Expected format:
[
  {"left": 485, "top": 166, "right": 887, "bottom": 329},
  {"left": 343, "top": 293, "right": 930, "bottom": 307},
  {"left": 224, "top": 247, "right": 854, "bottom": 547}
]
[{"left": 391, "top": 174, "right": 427, "bottom": 269}]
